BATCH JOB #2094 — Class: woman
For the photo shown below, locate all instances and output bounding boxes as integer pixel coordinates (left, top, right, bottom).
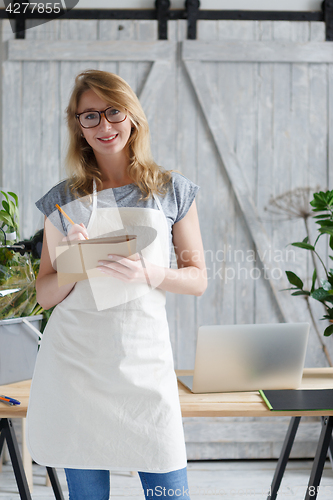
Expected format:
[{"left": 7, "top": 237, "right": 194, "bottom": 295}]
[{"left": 27, "top": 70, "right": 207, "bottom": 500}]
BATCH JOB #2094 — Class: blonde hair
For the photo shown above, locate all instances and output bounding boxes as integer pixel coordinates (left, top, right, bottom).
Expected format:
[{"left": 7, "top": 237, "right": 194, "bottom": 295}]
[{"left": 65, "top": 69, "right": 171, "bottom": 198}]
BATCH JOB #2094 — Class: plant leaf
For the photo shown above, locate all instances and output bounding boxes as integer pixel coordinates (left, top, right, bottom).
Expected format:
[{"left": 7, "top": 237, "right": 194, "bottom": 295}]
[
  {"left": 323, "top": 307, "right": 333, "bottom": 319},
  {"left": 7, "top": 191, "right": 18, "bottom": 207},
  {"left": 2, "top": 200, "right": 9, "bottom": 212},
  {"left": 319, "top": 228, "right": 333, "bottom": 238},
  {"left": 286, "top": 271, "right": 304, "bottom": 289},
  {"left": 291, "top": 242, "right": 315, "bottom": 251},
  {"left": 321, "top": 279, "right": 332, "bottom": 291},
  {"left": 291, "top": 291, "right": 310, "bottom": 296},
  {"left": 315, "top": 219, "right": 333, "bottom": 227},
  {"left": 0, "top": 191, "right": 8, "bottom": 201},
  {"left": 8, "top": 200, "right": 16, "bottom": 220},
  {"left": 313, "top": 214, "right": 331, "bottom": 219},
  {"left": 311, "top": 268, "right": 317, "bottom": 294},
  {"left": 314, "top": 233, "right": 323, "bottom": 247},
  {"left": 311, "top": 288, "right": 330, "bottom": 301},
  {"left": 0, "top": 212, "right": 12, "bottom": 226},
  {"left": 324, "top": 324, "right": 333, "bottom": 337},
  {"left": 302, "top": 236, "right": 309, "bottom": 244}
]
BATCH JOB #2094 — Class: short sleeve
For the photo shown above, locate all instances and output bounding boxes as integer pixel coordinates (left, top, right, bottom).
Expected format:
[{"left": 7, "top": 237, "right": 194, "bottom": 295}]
[
  {"left": 35, "top": 180, "right": 76, "bottom": 235},
  {"left": 172, "top": 172, "right": 199, "bottom": 224}
]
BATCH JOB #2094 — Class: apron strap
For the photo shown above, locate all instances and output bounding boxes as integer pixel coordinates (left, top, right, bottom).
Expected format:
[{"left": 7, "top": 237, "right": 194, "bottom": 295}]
[
  {"left": 152, "top": 192, "right": 163, "bottom": 213},
  {"left": 152, "top": 192, "right": 170, "bottom": 262},
  {"left": 92, "top": 179, "right": 98, "bottom": 212}
]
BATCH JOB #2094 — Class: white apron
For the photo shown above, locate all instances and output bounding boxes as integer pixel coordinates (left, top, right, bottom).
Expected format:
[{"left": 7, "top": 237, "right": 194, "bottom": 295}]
[{"left": 26, "top": 187, "right": 187, "bottom": 472}]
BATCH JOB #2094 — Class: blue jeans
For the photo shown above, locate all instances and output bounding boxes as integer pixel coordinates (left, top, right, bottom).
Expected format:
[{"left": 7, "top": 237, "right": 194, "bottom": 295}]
[{"left": 65, "top": 466, "right": 191, "bottom": 500}]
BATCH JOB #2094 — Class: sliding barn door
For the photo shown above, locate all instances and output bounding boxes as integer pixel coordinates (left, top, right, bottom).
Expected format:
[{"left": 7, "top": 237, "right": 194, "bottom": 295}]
[
  {"left": 1, "top": 18, "right": 332, "bottom": 459},
  {"left": 180, "top": 20, "right": 333, "bottom": 460}
]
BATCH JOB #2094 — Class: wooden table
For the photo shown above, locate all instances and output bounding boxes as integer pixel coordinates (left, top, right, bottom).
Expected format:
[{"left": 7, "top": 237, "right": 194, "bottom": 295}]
[
  {"left": 0, "top": 379, "right": 63, "bottom": 500},
  {"left": 177, "top": 368, "right": 333, "bottom": 500},
  {"left": 177, "top": 367, "right": 333, "bottom": 417},
  {"left": 1, "top": 368, "right": 333, "bottom": 500}
]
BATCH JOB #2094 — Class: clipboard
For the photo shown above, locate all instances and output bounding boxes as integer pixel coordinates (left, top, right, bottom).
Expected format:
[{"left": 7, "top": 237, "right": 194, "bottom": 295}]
[
  {"left": 55, "top": 234, "right": 137, "bottom": 286},
  {"left": 260, "top": 389, "right": 333, "bottom": 412}
]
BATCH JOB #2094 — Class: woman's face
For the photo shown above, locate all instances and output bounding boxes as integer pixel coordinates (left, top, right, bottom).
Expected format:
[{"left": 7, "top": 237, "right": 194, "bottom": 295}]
[{"left": 77, "top": 89, "right": 132, "bottom": 161}]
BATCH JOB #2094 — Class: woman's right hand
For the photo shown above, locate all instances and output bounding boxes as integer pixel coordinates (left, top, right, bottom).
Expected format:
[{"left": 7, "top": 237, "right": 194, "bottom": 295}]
[
  {"left": 63, "top": 223, "right": 89, "bottom": 242},
  {"left": 36, "top": 218, "right": 88, "bottom": 310}
]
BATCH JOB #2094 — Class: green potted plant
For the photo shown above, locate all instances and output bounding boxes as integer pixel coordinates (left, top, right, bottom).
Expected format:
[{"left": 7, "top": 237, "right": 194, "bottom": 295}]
[
  {"left": 284, "top": 189, "right": 333, "bottom": 338},
  {"left": 0, "top": 190, "right": 45, "bottom": 384},
  {"left": 0, "top": 190, "right": 43, "bottom": 319}
]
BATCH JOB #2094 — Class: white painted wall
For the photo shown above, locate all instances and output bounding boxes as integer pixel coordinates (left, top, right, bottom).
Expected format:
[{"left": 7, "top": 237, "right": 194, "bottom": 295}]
[{"left": 0, "top": 0, "right": 324, "bottom": 11}]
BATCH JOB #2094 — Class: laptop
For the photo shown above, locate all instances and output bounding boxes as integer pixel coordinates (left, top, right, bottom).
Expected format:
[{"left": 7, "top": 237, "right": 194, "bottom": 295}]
[{"left": 177, "top": 323, "right": 310, "bottom": 393}]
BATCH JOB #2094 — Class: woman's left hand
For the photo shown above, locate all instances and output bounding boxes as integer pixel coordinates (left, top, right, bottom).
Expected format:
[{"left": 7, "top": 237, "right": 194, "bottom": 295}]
[{"left": 97, "top": 253, "right": 166, "bottom": 286}]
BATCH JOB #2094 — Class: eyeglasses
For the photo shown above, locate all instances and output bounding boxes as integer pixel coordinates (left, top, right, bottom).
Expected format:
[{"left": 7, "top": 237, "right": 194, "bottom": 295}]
[{"left": 76, "top": 107, "right": 127, "bottom": 129}]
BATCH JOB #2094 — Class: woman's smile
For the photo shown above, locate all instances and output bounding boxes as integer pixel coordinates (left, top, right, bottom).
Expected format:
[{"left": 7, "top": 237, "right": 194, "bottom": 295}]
[
  {"left": 97, "top": 133, "right": 118, "bottom": 143},
  {"left": 77, "top": 89, "right": 132, "bottom": 158}
]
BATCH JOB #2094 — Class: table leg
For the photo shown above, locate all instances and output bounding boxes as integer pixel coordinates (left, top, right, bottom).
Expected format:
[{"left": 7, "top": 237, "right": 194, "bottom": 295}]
[
  {"left": 46, "top": 467, "right": 65, "bottom": 500},
  {"left": 21, "top": 418, "right": 33, "bottom": 491},
  {"left": 0, "top": 418, "right": 32, "bottom": 500},
  {"left": 267, "top": 416, "right": 301, "bottom": 500},
  {"left": 321, "top": 416, "right": 333, "bottom": 471},
  {"left": 304, "top": 416, "right": 333, "bottom": 500}
]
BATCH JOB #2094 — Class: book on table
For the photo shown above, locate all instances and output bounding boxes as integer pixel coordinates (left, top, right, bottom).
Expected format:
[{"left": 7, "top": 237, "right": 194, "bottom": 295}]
[
  {"left": 55, "top": 234, "right": 137, "bottom": 286},
  {"left": 260, "top": 389, "right": 333, "bottom": 411}
]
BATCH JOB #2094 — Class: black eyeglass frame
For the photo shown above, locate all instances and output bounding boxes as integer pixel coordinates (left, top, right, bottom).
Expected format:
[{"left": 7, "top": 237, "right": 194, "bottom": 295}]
[{"left": 75, "top": 107, "right": 127, "bottom": 129}]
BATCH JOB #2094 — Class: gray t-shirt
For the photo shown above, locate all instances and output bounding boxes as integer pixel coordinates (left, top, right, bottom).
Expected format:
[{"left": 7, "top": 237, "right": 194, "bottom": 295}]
[{"left": 36, "top": 172, "right": 199, "bottom": 267}]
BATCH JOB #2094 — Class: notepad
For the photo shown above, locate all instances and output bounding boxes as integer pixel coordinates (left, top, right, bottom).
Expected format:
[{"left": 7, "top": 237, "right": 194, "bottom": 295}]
[
  {"left": 260, "top": 389, "right": 333, "bottom": 411},
  {"left": 55, "top": 235, "right": 137, "bottom": 286}
]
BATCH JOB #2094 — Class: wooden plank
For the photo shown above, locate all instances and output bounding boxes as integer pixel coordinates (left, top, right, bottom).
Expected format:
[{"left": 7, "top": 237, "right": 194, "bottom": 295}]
[
  {"left": 24, "top": 18, "right": 61, "bottom": 40},
  {"left": 310, "top": 21, "right": 326, "bottom": 42},
  {"left": 21, "top": 61, "right": 42, "bottom": 239},
  {"left": 39, "top": 61, "right": 61, "bottom": 210},
  {"left": 177, "top": 368, "right": 333, "bottom": 419},
  {"left": 185, "top": 440, "right": 319, "bottom": 460},
  {"left": 168, "top": 20, "right": 197, "bottom": 370},
  {"left": 183, "top": 59, "right": 304, "bottom": 324},
  {"left": 182, "top": 40, "right": 333, "bottom": 63},
  {"left": 329, "top": 64, "right": 333, "bottom": 197},
  {"left": 270, "top": 23, "right": 293, "bottom": 323},
  {"left": 290, "top": 22, "right": 309, "bottom": 195},
  {"left": 2, "top": 62, "right": 22, "bottom": 201},
  {"left": 136, "top": 21, "right": 157, "bottom": 98},
  {"left": 117, "top": 20, "right": 138, "bottom": 92},
  {"left": 58, "top": 21, "right": 99, "bottom": 177},
  {"left": 6, "top": 39, "right": 175, "bottom": 61},
  {"left": 164, "top": 20, "right": 181, "bottom": 366},
  {"left": 224, "top": 21, "right": 257, "bottom": 325},
  {"left": 59, "top": 19, "right": 98, "bottom": 41},
  {"left": 183, "top": 417, "right": 321, "bottom": 445},
  {"left": 98, "top": 20, "right": 120, "bottom": 74},
  {"left": 23, "top": 19, "right": 62, "bottom": 236},
  {"left": 138, "top": 61, "right": 172, "bottom": 125},
  {"left": 199, "top": 21, "right": 238, "bottom": 328},
  {"left": 1, "top": 18, "right": 15, "bottom": 41},
  {"left": 216, "top": 22, "right": 241, "bottom": 327},
  {"left": 254, "top": 21, "right": 281, "bottom": 325}
]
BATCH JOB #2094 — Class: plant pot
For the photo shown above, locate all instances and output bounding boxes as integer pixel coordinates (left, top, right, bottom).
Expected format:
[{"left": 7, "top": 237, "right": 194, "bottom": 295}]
[{"left": 0, "top": 314, "right": 43, "bottom": 385}]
